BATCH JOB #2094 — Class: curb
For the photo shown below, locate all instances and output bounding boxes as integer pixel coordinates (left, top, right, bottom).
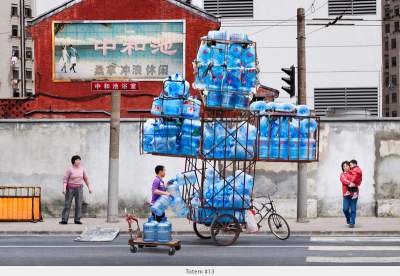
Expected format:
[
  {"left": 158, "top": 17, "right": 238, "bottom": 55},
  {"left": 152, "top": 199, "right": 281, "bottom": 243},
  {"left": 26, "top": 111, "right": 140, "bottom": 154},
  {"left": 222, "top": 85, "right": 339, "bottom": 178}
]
[{"left": 2, "top": 230, "right": 400, "bottom": 236}]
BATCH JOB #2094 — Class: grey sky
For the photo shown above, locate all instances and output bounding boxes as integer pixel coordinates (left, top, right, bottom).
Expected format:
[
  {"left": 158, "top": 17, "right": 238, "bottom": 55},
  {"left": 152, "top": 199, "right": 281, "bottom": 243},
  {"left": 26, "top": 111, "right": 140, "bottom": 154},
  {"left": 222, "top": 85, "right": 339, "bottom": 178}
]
[{"left": 36, "top": 0, "right": 69, "bottom": 15}]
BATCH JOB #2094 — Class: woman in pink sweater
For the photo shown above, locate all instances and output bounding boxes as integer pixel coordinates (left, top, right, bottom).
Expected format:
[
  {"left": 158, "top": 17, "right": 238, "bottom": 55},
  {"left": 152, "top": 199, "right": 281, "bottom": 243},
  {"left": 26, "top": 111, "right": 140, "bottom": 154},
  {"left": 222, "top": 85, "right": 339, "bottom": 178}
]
[{"left": 60, "top": 155, "right": 93, "bottom": 225}]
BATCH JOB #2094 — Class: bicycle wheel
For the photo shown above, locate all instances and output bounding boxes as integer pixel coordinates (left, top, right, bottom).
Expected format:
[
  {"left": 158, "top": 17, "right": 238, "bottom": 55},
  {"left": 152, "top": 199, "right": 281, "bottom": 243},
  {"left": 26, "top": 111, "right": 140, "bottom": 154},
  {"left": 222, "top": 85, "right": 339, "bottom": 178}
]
[
  {"left": 193, "top": 222, "right": 211, "bottom": 239},
  {"left": 268, "top": 213, "right": 290, "bottom": 240},
  {"left": 210, "top": 214, "right": 241, "bottom": 246}
]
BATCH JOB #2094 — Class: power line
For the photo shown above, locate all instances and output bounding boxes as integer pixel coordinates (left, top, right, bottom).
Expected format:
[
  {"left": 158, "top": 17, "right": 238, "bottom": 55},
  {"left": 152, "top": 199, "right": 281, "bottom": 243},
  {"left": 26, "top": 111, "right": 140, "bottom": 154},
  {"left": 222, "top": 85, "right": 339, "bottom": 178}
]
[
  {"left": 257, "top": 44, "right": 381, "bottom": 49},
  {"left": 260, "top": 70, "right": 380, "bottom": 74}
]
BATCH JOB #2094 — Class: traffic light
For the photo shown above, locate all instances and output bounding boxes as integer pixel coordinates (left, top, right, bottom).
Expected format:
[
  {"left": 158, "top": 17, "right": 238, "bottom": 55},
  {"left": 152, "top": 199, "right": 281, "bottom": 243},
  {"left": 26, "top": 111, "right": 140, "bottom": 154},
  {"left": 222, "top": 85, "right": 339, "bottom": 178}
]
[{"left": 281, "top": 65, "right": 296, "bottom": 98}]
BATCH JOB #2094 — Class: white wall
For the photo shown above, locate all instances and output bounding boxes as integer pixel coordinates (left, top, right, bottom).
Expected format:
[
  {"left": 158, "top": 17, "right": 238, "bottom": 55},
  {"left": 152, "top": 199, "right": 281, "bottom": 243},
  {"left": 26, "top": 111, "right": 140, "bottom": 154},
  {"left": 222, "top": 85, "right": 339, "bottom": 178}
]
[{"left": 210, "top": 0, "right": 382, "bottom": 112}]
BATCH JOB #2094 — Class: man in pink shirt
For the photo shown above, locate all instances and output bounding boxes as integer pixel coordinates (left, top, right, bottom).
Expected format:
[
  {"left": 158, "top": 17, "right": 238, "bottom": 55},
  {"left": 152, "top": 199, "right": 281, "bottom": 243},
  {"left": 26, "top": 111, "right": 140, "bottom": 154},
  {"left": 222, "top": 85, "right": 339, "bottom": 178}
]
[{"left": 60, "top": 155, "right": 93, "bottom": 225}]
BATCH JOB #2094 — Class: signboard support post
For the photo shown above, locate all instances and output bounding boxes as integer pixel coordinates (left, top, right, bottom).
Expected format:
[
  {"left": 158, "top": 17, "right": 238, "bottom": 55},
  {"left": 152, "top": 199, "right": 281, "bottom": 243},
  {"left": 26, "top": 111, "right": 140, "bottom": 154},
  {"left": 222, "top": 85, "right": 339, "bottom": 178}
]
[{"left": 107, "top": 90, "right": 121, "bottom": 223}]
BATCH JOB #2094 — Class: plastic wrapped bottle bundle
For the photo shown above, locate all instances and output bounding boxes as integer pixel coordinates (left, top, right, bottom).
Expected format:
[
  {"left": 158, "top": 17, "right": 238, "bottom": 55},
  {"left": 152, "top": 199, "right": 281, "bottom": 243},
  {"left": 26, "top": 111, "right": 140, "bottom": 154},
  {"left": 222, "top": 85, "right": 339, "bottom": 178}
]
[
  {"left": 235, "top": 94, "right": 250, "bottom": 110},
  {"left": 176, "top": 171, "right": 198, "bottom": 186},
  {"left": 226, "top": 55, "right": 242, "bottom": 69},
  {"left": 223, "top": 69, "right": 242, "bottom": 92},
  {"left": 194, "top": 64, "right": 211, "bottom": 90},
  {"left": 241, "top": 69, "right": 257, "bottom": 92},
  {"left": 171, "top": 197, "right": 189, "bottom": 218},
  {"left": 163, "top": 73, "right": 189, "bottom": 98},
  {"left": 259, "top": 116, "right": 271, "bottom": 136},
  {"left": 221, "top": 92, "right": 236, "bottom": 109},
  {"left": 206, "top": 91, "right": 222, "bottom": 108},
  {"left": 300, "top": 138, "right": 317, "bottom": 160},
  {"left": 289, "top": 138, "right": 300, "bottom": 160},
  {"left": 266, "top": 102, "right": 279, "bottom": 112},
  {"left": 229, "top": 33, "right": 249, "bottom": 42}
]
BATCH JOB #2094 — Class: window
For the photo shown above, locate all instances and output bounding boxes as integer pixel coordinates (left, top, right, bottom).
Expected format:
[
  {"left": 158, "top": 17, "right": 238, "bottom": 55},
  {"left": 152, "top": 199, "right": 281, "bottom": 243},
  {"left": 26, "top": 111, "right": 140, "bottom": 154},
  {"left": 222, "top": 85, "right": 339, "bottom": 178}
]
[
  {"left": 386, "top": 23, "right": 391, "bottom": 33},
  {"left": 12, "top": 46, "right": 19, "bottom": 58},
  {"left": 385, "top": 58, "right": 390, "bottom": 69},
  {"left": 395, "top": 6, "right": 400, "bottom": 16},
  {"left": 11, "top": 25, "right": 18, "bottom": 37},
  {"left": 204, "top": 0, "right": 254, "bottom": 18},
  {"left": 385, "top": 76, "right": 390, "bottom": 87},
  {"left": 386, "top": 111, "right": 390, "bottom": 117},
  {"left": 24, "top": 7, "right": 32, "bottom": 18},
  {"left": 392, "top": 38, "right": 397, "bottom": 49},
  {"left": 393, "top": 93, "right": 398, "bottom": 103},
  {"left": 392, "top": 56, "right": 397, "bottom": 67},
  {"left": 385, "top": 40, "right": 389, "bottom": 51},
  {"left": 396, "top": 22, "right": 400, "bottom": 32},
  {"left": 328, "top": 0, "right": 377, "bottom": 16},
  {"left": 392, "top": 111, "right": 398, "bottom": 117},
  {"left": 11, "top": 4, "right": 18, "bottom": 17},
  {"left": 25, "top": 69, "right": 32, "bottom": 80},
  {"left": 12, "top": 69, "right": 19, "bottom": 79},
  {"left": 386, "top": 94, "right": 390, "bottom": 104},
  {"left": 392, "top": 74, "right": 398, "bottom": 86},
  {"left": 26, "top": 47, "right": 32, "bottom": 60}
]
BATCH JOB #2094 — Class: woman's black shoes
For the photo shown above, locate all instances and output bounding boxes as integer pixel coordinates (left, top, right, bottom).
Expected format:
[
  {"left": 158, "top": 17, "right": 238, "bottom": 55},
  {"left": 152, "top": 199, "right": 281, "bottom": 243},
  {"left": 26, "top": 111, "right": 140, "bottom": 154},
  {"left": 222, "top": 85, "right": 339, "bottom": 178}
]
[
  {"left": 74, "top": 221, "right": 83, "bottom": 224},
  {"left": 59, "top": 221, "right": 67, "bottom": 225}
]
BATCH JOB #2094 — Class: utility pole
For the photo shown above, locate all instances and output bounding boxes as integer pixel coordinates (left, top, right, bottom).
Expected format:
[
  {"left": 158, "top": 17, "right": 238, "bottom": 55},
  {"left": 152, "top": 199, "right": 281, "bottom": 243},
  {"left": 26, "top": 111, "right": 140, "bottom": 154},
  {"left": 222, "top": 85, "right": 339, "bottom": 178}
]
[
  {"left": 297, "top": 7, "right": 308, "bottom": 222},
  {"left": 107, "top": 91, "right": 121, "bottom": 222}
]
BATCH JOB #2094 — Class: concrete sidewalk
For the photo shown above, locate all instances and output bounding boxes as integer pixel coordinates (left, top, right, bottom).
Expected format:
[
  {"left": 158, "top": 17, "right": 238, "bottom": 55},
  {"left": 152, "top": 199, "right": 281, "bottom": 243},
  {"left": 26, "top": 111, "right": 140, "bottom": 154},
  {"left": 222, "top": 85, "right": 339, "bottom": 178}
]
[{"left": 1, "top": 217, "right": 400, "bottom": 235}]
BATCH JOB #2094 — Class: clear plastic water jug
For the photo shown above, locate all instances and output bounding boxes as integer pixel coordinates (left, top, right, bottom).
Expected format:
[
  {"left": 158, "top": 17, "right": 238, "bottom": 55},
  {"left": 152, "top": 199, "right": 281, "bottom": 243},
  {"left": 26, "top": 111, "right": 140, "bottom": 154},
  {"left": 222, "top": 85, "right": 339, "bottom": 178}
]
[
  {"left": 226, "top": 55, "right": 242, "bottom": 69},
  {"left": 211, "top": 43, "right": 227, "bottom": 66},
  {"left": 209, "top": 66, "right": 225, "bottom": 91},
  {"left": 182, "top": 98, "right": 201, "bottom": 120},
  {"left": 181, "top": 119, "right": 201, "bottom": 135},
  {"left": 162, "top": 98, "right": 183, "bottom": 117},
  {"left": 260, "top": 116, "right": 271, "bottom": 136},
  {"left": 242, "top": 46, "right": 256, "bottom": 68},
  {"left": 171, "top": 197, "right": 189, "bottom": 218},
  {"left": 228, "top": 43, "right": 243, "bottom": 58},
  {"left": 143, "top": 217, "right": 158, "bottom": 242},
  {"left": 151, "top": 98, "right": 163, "bottom": 116},
  {"left": 221, "top": 92, "right": 236, "bottom": 109},
  {"left": 206, "top": 91, "right": 222, "bottom": 108},
  {"left": 276, "top": 103, "right": 295, "bottom": 113},
  {"left": 242, "top": 69, "right": 257, "bottom": 92},
  {"left": 235, "top": 94, "right": 250, "bottom": 110},
  {"left": 297, "top": 105, "right": 311, "bottom": 117},
  {"left": 300, "top": 119, "right": 318, "bottom": 138},
  {"left": 300, "top": 139, "right": 317, "bottom": 160},
  {"left": 289, "top": 138, "right": 300, "bottom": 160},
  {"left": 194, "top": 64, "right": 211, "bottom": 90},
  {"left": 197, "top": 43, "right": 212, "bottom": 65},
  {"left": 250, "top": 101, "right": 268, "bottom": 114},
  {"left": 157, "top": 217, "right": 172, "bottom": 243},
  {"left": 151, "top": 195, "right": 172, "bottom": 217},
  {"left": 208, "top": 30, "right": 227, "bottom": 41},
  {"left": 259, "top": 137, "right": 270, "bottom": 159}
]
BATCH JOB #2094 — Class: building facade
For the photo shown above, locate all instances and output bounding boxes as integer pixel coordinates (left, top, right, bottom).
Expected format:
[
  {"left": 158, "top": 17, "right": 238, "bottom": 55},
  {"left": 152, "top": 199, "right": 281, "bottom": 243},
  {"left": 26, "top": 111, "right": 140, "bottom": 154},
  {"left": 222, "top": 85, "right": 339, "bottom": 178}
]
[
  {"left": 382, "top": 0, "right": 400, "bottom": 117},
  {"left": 0, "top": 0, "right": 219, "bottom": 119},
  {"left": 0, "top": 0, "right": 36, "bottom": 99},
  {"left": 200, "top": 0, "right": 382, "bottom": 116}
]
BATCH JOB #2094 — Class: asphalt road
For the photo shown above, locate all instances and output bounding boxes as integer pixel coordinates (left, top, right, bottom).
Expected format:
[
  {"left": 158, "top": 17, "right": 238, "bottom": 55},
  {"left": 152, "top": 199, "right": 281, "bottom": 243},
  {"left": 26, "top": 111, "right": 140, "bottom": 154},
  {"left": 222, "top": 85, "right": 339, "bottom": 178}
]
[{"left": 1, "top": 235, "right": 400, "bottom": 266}]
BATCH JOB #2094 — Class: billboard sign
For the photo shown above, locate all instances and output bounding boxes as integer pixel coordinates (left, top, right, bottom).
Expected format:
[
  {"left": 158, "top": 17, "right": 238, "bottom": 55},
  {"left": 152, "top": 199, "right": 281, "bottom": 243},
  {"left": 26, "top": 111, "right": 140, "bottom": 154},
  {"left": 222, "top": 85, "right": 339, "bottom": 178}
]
[{"left": 53, "top": 20, "right": 185, "bottom": 82}]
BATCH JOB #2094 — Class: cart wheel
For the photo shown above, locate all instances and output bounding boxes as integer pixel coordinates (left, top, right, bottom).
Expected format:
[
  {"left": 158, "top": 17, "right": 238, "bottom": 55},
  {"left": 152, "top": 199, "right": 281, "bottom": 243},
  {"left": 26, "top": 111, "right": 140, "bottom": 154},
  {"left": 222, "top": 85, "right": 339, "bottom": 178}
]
[
  {"left": 175, "top": 244, "right": 182, "bottom": 251},
  {"left": 138, "top": 244, "right": 144, "bottom": 249},
  {"left": 129, "top": 245, "right": 138, "bottom": 253},
  {"left": 268, "top": 213, "right": 290, "bottom": 240},
  {"left": 193, "top": 222, "right": 211, "bottom": 239},
  {"left": 210, "top": 214, "right": 241, "bottom": 246},
  {"left": 168, "top": 247, "right": 176, "bottom": 256}
]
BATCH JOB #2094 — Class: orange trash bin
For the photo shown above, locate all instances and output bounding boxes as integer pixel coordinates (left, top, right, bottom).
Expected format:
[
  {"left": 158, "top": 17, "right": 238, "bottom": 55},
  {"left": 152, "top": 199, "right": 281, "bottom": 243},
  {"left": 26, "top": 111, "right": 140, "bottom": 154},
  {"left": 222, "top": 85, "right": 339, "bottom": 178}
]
[{"left": 0, "top": 187, "right": 43, "bottom": 222}]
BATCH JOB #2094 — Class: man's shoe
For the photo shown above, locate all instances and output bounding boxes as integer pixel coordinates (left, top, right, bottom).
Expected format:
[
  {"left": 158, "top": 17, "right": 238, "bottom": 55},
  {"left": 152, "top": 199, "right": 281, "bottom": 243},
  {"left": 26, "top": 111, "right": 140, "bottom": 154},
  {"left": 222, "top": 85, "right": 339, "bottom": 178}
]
[
  {"left": 74, "top": 221, "right": 83, "bottom": 225},
  {"left": 59, "top": 221, "right": 67, "bottom": 225},
  {"left": 349, "top": 224, "right": 355, "bottom": 228}
]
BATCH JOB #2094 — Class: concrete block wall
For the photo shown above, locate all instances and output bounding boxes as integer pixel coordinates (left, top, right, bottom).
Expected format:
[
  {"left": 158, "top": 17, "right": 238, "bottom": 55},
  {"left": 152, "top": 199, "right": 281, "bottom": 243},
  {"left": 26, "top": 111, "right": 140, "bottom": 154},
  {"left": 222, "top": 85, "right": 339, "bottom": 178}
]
[{"left": 0, "top": 118, "right": 400, "bottom": 218}]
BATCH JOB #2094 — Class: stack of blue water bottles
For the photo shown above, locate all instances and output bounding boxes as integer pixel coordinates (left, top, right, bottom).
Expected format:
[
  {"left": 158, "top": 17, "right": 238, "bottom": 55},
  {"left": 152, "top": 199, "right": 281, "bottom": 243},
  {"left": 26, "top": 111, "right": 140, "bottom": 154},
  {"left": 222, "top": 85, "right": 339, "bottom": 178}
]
[
  {"left": 202, "top": 121, "right": 258, "bottom": 160},
  {"left": 193, "top": 31, "right": 258, "bottom": 111},
  {"left": 251, "top": 101, "right": 318, "bottom": 161},
  {"left": 143, "top": 216, "right": 173, "bottom": 243},
  {"left": 190, "top": 168, "right": 253, "bottom": 224},
  {"left": 143, "top": 73, "right": 202, "bottom": 157}
]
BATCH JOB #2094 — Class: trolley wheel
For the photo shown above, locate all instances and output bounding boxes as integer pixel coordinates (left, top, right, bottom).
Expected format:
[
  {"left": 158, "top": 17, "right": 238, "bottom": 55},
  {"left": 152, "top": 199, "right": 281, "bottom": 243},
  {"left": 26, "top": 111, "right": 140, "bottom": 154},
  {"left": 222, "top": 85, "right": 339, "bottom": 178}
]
[
  {"left": 168, "top": 247, "right": 176, "bottom": 256},
  {"left": 210, "top": 214, "right": 241, "bottom": 246},
  {"left": 129, "top": 245, "right": 138, "bottom": 253},
  {"left": 193, "top": 222, "right": 212, "bottom": 239},
  {"left": 175, "top": 244, "right": 182, "bottom": 251},
  {"left": 138, "top": 244, "right": 144, "bottom": 249},
  {"left": 268, "top": 213, "right": 291, "bottom": 240}
]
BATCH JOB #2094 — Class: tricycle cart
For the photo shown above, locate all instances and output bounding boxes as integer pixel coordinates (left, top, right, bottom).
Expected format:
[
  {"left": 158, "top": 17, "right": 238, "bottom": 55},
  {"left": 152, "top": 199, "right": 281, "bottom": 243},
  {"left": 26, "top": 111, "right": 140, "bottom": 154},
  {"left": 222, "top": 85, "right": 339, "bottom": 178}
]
[{"left": 125, "top": 214, "right": 181, "bottom": 256}]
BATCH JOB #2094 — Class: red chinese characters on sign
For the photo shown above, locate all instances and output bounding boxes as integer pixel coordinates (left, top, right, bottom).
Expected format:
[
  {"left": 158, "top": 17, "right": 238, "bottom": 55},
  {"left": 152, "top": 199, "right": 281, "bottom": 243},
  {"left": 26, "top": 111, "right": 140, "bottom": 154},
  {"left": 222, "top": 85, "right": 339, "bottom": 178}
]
[{"left": 91, "top": 81, "right": 140, "bottom": 92}]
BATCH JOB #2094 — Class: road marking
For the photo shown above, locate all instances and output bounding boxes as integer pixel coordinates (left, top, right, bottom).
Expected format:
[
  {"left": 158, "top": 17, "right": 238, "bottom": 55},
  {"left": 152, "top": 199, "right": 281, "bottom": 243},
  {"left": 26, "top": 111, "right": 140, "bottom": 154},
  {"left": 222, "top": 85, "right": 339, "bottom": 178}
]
[
  {"left": 311, "top": 236, "right": 400, "bottom": 242},
  {"left": 0, "top": 245, "right": 307, "bottom": 249},
  {"left": 306, "top": 256, "right": 400, "bottom": 263},
  {"left": 309, "top": 246, "right": 400, "bottom": 251}
]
